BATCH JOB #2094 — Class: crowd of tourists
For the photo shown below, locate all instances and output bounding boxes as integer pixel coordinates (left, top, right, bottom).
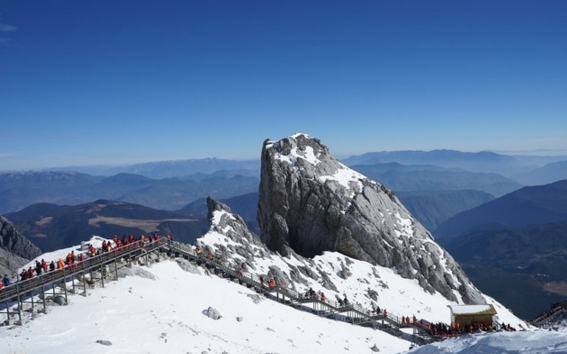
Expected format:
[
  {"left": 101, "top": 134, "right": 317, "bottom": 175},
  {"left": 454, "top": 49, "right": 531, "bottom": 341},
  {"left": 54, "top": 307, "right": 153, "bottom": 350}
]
[
  {"left": 423, "top": 320, "right": 517, "bottom": 337},
  {"left": 0, "top": 233, "right": 170, "bottom": 290}
]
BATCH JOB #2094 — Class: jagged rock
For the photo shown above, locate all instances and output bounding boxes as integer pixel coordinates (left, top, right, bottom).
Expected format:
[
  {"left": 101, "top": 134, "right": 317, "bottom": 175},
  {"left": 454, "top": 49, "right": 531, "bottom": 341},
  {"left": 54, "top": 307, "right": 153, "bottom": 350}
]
[
  {"left": 0, "top": 215, "right": 41, "bottom": 276},
  {"left": 205, "top": 307, "right": 222, "bottom": 320},
  {"left": 257, "top": 133, "right": 485, "bottom": 304},
  {"left": 116, "top": 265, "right": 157, "bottom": 280},
  {"left": 96, "top": 340, "right": 112, "bottom": 346},
  {"left": 371, "top": 343, "right": 380, "bottom": 352},
  {"left": 247, "top": 294, "right": 263, "bottom": 304},
  {"left": 53, "top": 295, "right": 66, "bottom": 306},
  {"left": 175, "top": 258, "right": 201, "bottom": 274},
  {"left": 236, "top": 316, "right": 244, "bottom": 322}
]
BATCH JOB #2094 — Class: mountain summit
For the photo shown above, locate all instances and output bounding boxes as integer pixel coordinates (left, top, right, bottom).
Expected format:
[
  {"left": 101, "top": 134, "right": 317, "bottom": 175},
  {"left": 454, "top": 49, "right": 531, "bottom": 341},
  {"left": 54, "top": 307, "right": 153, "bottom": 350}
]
[{"left": 257, "top": 133, "right": 484, "bottom": 304}]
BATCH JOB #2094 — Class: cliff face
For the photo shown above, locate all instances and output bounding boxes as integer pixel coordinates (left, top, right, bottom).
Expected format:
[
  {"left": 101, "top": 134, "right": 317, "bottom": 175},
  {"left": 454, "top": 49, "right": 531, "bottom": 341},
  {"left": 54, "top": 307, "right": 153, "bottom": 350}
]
[
  {"left": 257, "top": 133, "right": 485, "bottom": 304},
  {"left": 1, "top": 215, "right": 42, "bottom": 276}
]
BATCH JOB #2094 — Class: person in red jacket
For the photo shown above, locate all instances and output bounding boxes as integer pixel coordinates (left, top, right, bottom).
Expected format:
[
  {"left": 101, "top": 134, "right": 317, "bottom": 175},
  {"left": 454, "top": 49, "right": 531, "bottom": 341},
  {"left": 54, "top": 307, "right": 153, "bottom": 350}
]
[{"left": 27, "top": 267, "right": 34, "bottom": 279}]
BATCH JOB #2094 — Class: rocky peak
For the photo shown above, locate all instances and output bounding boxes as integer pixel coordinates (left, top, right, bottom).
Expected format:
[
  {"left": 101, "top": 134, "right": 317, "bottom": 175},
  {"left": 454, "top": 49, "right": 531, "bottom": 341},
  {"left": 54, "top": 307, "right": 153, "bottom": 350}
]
[
  {"left": 257, "top": 133, "right": 485, "bottom": 304},
  {"left": 1, "top": 214, "right": 42, "bottom": 276}
]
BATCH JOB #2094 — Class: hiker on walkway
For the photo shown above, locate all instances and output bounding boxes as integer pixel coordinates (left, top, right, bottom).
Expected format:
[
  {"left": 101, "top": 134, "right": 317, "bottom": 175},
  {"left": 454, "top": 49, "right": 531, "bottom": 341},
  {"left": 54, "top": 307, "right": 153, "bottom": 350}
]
[
  {"left": 321, "top": 292, "right": 326, "bottom": 303},
  {"left": 27, "top": 267, "right": 34, "bottom": 279},
  {"left": 20, "top": 269, "right": 28, "bottom": 281},
  {"left": 35, "top": 260, "right": 43, "bottom": 276},
  {"left": 268, "top": 279, "right": 276, "bottom": 289},
  {"left": 343, "top": 295, "right": 349, "bottom": 306},
  {"left": 49, "top": 261, "right": 56, "bottom": 271},
  {"left": 57, "top": 258, "right": 65, "bottom": 270},
  {"left": 42, "top": 259, "right": 48, "bottom": 272},
  {"left": 3, "top": 274, "right": 10, "bottom": 287}
]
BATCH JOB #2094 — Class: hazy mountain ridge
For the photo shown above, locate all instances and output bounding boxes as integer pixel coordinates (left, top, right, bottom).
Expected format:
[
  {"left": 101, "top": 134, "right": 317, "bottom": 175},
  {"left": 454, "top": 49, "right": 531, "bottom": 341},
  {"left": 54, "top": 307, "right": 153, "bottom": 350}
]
[
  {"left": 434, "top": 180, "right": 567, "bottom": 238},
  {"left": 433, "top": 181, "right": 567, "bottom": 319},
  {"left": 0, "top": 171, "right": 259, "bottom": 213},
  {"left": 516, "top": 161, "right": 567, "bottom": 186},
  {"left": 342, "top": 149, "right": 528, "bottom": 177},
  {"left": 397, "top": 190, "right": 495, "bottom": 231},
  {"left": 5, "top": 200, "right": 207, "bottom": 252},
  {"left": 350, "top": 162, "right": 520, "bottom": 197},
  {"left": 43, "top": 157, "right": 260, "bottom": 178}
]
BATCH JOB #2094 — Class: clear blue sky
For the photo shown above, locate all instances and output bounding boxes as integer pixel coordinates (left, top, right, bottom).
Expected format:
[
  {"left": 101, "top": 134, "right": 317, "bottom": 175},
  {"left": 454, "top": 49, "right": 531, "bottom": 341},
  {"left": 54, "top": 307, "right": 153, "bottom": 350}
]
[{"left": 1, "top": 0, "right": 566, "bottom": 170}]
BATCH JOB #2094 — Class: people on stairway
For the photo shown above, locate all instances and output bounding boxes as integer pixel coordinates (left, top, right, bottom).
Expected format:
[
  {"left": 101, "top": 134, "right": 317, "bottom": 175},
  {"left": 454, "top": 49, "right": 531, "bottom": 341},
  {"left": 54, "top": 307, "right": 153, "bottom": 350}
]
[
  {"left": 35, "top": 260, "right": 43, "bottom": 276},
  {"left": 268, "top": 279, "right": 276, "bottom": 289},
  {"left": 57, "top": 258, "right": 65, "bottom": 270},
  {"left": 3, "top": 274, "right": 10, "bottom": 287},
  {"left": 27, "top": 267, "right": 34, "bottom": 279},
  {"left": 320, "top": 292, "right": 326, "bottom": 303}
]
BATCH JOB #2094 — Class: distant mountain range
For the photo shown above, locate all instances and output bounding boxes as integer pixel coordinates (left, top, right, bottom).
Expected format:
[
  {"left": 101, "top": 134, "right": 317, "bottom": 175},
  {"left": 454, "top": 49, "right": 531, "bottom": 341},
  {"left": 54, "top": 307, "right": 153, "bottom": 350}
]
[
  {"left": 440, "top": 221, "right": 567, "bottom": 319},
  {"left": 516, "top": 161, "right": 567, "bottom": 186},
  {"left": 4, "top": 200, "right": 208, "bottom": 252},
  {"left": 342, "top": 149, "right": 527, "bottom": 177},
  {"left": 434, "top": 180, "right": 567, "bottom": 319},
  {"left": 434, "top": 180, "right": 567, "bottom": 238},
  {"left": 42, "top": 157, "right": 260, "bottom": 179},
  {"left": 343, "top": 150, "right": 567, "bottom": 183},
  {"left": 349, "top": 162, "right": 521, "bottom": 197},
  {"left": 397, "top": 190, "right": 495, "bottom": 231},
  {"left": 0, "top": 171, "right": 259, "bottom": 213}
]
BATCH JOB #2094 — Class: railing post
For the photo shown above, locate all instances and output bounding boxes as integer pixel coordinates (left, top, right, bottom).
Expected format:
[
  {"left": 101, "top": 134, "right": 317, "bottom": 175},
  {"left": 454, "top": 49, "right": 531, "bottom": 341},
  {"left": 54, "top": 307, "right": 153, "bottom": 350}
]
[
  {"left": 62, "top": 267, "right": 68, "bottom": 305},
  {"left": 41, "top": 276, "right": 47, "bottom": 313},
  {"left": 101, "top": 263, "right": 105, "bottom": 288},
  {"left": 114, "top": 257, "right": 118, "bottom": 280},
  {"left": 82, "top": 261, "right": 88, "bottom": 297},
  {"left": 16, "top": 281, "right": 22, "bottom": 324}
]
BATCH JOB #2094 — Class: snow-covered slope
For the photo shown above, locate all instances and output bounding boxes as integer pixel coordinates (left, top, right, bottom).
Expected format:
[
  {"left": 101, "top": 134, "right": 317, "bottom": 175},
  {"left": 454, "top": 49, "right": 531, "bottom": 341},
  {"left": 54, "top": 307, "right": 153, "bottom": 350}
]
[
  {"left": 198, "top": 198, "right": 526, "bottom": 331},
  {"left": 2, "top": 245, "right": 566, "bottom": 354},
  {"left": 2, "top": 259, "right": 412, "bottom": 354}
]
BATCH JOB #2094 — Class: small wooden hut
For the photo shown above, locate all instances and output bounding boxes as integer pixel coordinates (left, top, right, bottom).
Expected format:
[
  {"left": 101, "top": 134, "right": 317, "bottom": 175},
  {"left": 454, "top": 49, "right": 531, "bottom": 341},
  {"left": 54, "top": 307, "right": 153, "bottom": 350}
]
[{"left": 448, "top": 304, "right": 497, "bottom": 326}]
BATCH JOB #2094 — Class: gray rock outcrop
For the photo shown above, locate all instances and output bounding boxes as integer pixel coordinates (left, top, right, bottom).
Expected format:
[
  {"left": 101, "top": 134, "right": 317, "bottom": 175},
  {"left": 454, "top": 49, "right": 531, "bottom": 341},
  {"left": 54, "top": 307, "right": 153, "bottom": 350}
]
[
  {"left": 1, "top": 215, "right": 42, "bottom": 276},
  {"left": 257, "top": 133, "right": 484, "bottom": 304}
]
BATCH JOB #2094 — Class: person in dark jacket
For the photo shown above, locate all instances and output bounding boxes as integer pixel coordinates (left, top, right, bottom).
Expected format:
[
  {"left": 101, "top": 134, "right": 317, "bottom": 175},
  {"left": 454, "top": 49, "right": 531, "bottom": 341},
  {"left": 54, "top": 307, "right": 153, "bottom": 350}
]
[{"left": 2, "top": 274, "right": 10, "bottom": 287}]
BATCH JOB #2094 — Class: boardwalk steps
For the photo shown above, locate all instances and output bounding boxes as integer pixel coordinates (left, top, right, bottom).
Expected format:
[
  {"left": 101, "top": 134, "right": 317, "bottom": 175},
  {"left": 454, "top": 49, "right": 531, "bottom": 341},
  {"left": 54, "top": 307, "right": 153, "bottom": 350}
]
[{"left": 0, "top": 239, "right": 434, "bottom": 344}]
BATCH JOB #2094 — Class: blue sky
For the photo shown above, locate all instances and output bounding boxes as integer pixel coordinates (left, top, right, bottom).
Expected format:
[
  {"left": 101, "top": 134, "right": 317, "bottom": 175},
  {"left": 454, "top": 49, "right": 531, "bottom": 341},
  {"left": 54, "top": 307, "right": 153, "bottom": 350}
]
[{"left": 1, "top": 0, "right": 566, "bottom": 170}]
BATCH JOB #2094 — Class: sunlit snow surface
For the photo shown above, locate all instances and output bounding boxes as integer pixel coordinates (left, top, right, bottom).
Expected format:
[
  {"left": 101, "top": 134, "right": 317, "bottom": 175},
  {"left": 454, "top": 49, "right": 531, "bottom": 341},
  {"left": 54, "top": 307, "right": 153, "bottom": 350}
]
[
  {"left": 2, "top": 261, "right": 411, "bottom": 354},
  {"left": 2, "top": 244, "right": 567, "bottom": 353},
  {"left": 406, "top": 330, "right": 567, "bottom": 354}
]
